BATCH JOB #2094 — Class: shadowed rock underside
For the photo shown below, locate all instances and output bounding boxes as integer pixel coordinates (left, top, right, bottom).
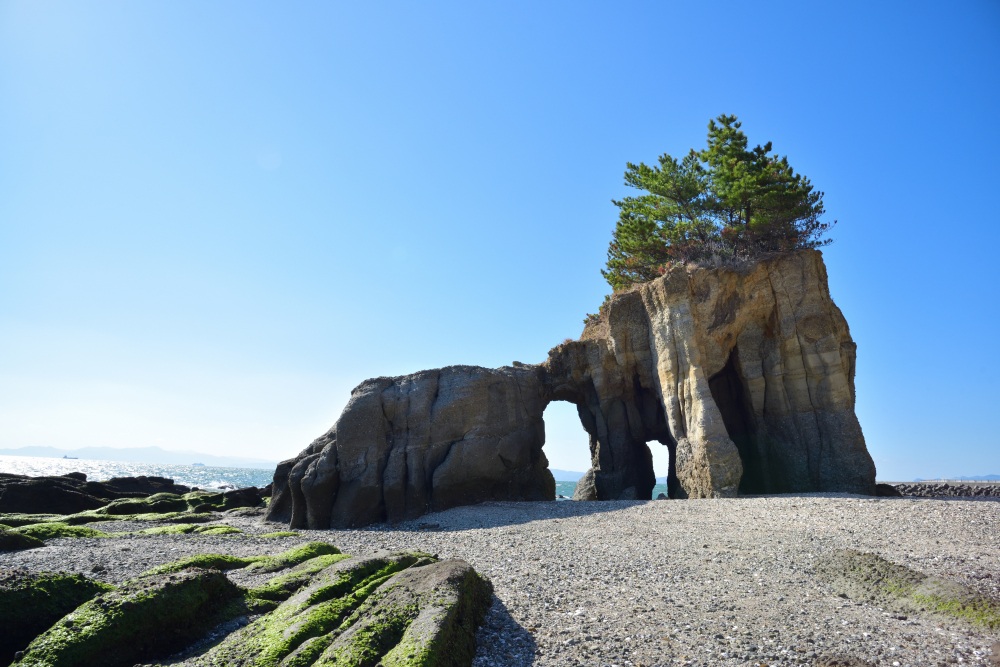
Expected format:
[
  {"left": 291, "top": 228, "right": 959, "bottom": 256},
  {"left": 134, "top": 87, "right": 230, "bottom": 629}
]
[{"left": 269, "top": 250, "right": 876, "bottom": 529}]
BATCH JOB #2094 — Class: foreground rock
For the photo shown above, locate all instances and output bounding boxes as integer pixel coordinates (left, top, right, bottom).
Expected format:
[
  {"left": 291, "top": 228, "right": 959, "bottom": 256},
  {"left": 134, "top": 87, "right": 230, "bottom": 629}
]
[
  {"left": 0, "top": 570, "right": 112, "bottom": 666},
  {"left": 198, "top": 553, "right": 492, "bottom": 666},
  {"left": 270, "top": 250, "right": 876, "bottom": 528},
  {"left": 818, "top": 549, "right": 1000, "bottom": 630},
  {"left": 4, "top": 543, "right": 492, "bottom": 667},
  {"left": 14, "top": 568, "right": 243, "bottom": 667}
]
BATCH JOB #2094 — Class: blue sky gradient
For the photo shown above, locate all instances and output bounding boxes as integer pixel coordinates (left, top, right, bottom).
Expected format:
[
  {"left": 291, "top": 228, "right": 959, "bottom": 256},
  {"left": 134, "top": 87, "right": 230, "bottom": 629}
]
[{"left": 2, "top": 1, "right": 998, "bottom": 481}]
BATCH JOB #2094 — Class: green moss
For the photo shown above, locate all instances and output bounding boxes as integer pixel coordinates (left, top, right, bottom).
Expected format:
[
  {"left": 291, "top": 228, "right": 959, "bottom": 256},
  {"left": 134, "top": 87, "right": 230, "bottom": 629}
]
[
  {"left": 13, "top": 522, "right": 110, "bottom": 540},
  {"left": 320, "top": 602, "right": 417, "bottom": 666},
  {"left": 0, "top": 513, "right": 64, "bottom": 527},
  {"left": 247, "top": 542, "right": 342, "bottom": 573},
  {"left": 141, "top": 542, "right": 341, "bottom": 580},
  {"left": 132, "top": 523, "right": 241, "bottom": 536},
  {"left": 0, "top": 571, "right": 113, "bottom": 662},
  {"left": 195, "top": 525, "right": 243, "bottom": 535},
  {"left": 200, "top": 553, "right": 423, "bottom": 667},
  {"left": 142, "top": 553, "right": 258, "bottom": 576},
  {"left": 258, "top": 531, "right": 299, "bottom": 538},
  {"left": 823, "top": 549, "right": 1000, "bottom": 631},
  {"left": 135, "top": 510, "right": 217, "bottom": 523},
  {"left": 15, "top": 568, "right": 244, "bottom": 667},
  {"left": 249, "top": 554, "right": 353, "bottom": 603},
  {"left": 95, "top": 493, "right": 189, "bottom": 516},
  {"left": 135, "top": 523, "right": 200, "bottom": 536},
  {"left": 0, "top": 525, "right": 45, "bottom": 552}
]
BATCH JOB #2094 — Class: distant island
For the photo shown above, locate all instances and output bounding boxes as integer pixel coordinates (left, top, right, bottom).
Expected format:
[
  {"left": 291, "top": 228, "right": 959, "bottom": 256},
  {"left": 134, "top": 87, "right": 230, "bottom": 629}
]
[{"left": 0, "top": 445, "right": 278, "bottom": 470}]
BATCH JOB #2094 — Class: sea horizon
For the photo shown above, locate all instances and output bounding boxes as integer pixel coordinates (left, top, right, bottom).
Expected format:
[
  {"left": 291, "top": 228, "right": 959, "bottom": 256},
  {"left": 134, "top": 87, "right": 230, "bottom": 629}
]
[{"left": 0, "top": 454, "right": 275, "bottom": 491}]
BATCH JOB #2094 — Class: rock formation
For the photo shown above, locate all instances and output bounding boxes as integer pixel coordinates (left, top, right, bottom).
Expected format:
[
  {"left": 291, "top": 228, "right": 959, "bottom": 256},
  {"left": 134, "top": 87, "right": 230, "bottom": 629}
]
[
  {"left": 0, "top": 473, "right": 264, "bottom": 516},
  {"left": 268, "top": 250, "right": 876, "bottom": 529},
  {"left": 6, "top": 544, "right": 492, "bottom": 667}
]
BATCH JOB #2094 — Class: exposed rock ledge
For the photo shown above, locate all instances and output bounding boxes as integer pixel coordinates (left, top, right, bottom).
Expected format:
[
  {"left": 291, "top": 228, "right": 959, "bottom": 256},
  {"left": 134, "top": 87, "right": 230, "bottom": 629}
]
[{"left": 268, "top": 250, "right": 876, "bottom": 529}]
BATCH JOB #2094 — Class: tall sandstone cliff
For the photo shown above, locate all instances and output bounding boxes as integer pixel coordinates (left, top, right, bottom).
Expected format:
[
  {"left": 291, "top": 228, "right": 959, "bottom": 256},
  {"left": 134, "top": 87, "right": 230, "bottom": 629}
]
[{"left": 268, "top": 250, "right": 876, "bottom": 529}]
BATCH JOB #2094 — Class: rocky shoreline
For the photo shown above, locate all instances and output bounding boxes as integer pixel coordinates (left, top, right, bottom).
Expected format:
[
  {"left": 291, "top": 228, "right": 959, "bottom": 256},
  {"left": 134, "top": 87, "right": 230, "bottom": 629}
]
[
  {"left": 0, "top": 473, "right": 493, "bottom": 666},
  {"left": 886, "top": 482, "right": 1000, "bottom": 499},
  {"left": 2, "top": 473, "right": 999, "bottom": 666}
]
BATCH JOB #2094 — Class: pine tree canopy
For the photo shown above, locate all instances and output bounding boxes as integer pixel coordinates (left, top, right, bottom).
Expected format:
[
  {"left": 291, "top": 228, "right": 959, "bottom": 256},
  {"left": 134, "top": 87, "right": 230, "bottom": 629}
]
[{"left": 602, "top": 115, "right": 834, "bottom": 291}]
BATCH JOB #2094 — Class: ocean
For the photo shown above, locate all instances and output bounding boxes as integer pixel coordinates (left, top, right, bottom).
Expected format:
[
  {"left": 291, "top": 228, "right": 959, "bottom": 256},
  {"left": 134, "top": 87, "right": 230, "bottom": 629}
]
[
  {"left": 0, "top": 454, "right": 275, "bottom": 491},
  {"left": 0, "top": 455, "right": 671, "bottom": 499},
  {"left": 555, "top": 480, "right": 670, "bottom": 499}
]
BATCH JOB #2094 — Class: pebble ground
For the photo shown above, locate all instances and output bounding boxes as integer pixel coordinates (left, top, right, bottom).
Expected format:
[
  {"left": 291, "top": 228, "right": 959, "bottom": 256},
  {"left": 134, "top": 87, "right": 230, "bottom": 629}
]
[{"left": 2, "top": 494, "right": 998, "bottom": 666}]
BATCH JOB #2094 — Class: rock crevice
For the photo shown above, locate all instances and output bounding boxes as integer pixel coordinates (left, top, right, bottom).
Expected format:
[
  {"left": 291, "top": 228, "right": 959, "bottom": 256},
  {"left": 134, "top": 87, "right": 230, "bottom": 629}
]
[{"left": 268, "top": 250, "right": 876, "bottom": 528}]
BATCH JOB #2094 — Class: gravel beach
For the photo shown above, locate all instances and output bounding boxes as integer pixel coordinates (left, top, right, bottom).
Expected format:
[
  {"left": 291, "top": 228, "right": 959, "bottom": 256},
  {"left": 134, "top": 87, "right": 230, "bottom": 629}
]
[{"left": 3, "top": 494, "right": 998, "bottom": 666}]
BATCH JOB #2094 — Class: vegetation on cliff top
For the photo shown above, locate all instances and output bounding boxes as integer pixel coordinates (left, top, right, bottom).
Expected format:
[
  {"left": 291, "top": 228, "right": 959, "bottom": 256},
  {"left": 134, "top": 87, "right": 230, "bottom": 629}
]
[{"left": 601, "top": 114, "right": 834, "bottom": 292}]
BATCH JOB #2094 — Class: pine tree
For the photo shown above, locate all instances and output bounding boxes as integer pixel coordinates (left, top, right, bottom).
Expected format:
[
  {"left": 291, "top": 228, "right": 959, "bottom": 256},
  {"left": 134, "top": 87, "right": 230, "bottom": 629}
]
[{"left": 602, "top": 115, "right": 833, "bottom": 291}]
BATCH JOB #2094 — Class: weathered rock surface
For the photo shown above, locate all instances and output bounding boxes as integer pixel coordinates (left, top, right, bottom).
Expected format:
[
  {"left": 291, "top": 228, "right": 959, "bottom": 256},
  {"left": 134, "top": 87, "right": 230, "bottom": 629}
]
[
  {"left": 0, "top": 473, "right": 192, "bottom": 515},
  {"left": 197, "top": 552, "right": 492, "bottom": 666},
  {"left": 0, "top": 527, "right": 44, "bottom": 554},
  {"left": 270, "top": 250, "right": 876, "bottom": 528},
  {"left": 268, "top": 366, "right": 554, "bottom": 528},
  {"left": 4, "top": 545, "right": 492, "bottom": 667},
  {"left": 0, "top": 569, "right": 112, "bottom": 666},
  {"left": 14, "top": 568, "right": 242, "bottom": 667}
]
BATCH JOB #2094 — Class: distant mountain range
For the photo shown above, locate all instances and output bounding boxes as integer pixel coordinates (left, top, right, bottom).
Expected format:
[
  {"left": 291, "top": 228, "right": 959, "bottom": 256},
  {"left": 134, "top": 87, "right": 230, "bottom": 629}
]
[
  {"left": 0, "top": 446, "right": 279, "bottom": 470},
  {"left": 913, "top": 474, "right": 1000, "bottom": 482}
]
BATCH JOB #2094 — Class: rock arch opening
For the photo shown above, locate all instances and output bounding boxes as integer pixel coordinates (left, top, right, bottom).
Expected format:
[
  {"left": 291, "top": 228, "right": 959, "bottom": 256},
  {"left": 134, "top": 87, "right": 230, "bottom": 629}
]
[
  {"left": 540, "top": 399, "right": 592, "bottom": 499},
  {"left": 708, "top": 348, "right": 768, "bottom": 493}
]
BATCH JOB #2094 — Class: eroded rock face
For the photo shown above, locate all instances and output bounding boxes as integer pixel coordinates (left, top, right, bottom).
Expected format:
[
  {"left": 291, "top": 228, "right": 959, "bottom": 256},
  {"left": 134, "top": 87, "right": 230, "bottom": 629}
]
[
  {"left": 269, "top": 250, "right": 876, "bottom": 528},
  {"left": 558, "top": 249, "right": 875, "bottom": 499},
  {"left": 268, "top": 366, "right": 554, "bottom": 529}
]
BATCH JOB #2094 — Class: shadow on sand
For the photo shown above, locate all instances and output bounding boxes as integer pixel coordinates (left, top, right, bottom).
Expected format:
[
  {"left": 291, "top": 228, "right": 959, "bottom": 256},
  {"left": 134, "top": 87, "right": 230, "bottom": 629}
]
[
  {"left": 472, "top": 596, "right": 537, "bottom": 667},
  {"left": 345, "top": 498, "right": 667, "bottom": 533}
]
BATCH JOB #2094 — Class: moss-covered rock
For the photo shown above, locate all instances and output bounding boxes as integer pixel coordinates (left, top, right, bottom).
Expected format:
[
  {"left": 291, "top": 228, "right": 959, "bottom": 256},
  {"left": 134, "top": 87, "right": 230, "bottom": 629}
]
[
  {"left": 5, "top": 543, "right": 492, "bottom": 667},
  {"left": 195, "top": 552, "right": 426, "bottom": 666},
  {"left": 246, "top": 542, "right": 342, "bottom": 574},
  {"left": 0, "top": 526, "right": 44, "bottom": 552},
  {"left": 321, "top": 559, "right": 493, "bottom": 667},
  {"left": 0, "top": 514, "right": 64, "bottom": 528},
  {"left": 134, "top": 523, "right": 242, "bottom": 536},
  {"left": 12, "top": 523, "right": 110, "bottom": 540},
  {"left": 0, "top": 570, "right": 113, "bottom": 666},
  {"left": 248, "top": 553, "right": 353, "bottom": 604},
  {"left": 258, "top": 531, "right": 299, "bottom": 539},
  {"left": 142, "top": 542, "right": 340, "bottom": 578},
  {"left": 819, "top": 549, "right": 1000, "bottom": 630},
  {"left": 96, "top": 493, "right": 190, "bottom": 516},
  {"left": 14, "top": 568, "right": 243, "bottom": 667}
]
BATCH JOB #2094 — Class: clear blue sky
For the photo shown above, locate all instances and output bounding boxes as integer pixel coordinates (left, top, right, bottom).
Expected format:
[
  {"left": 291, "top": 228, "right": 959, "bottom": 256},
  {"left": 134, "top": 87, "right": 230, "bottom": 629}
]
[{"left": 1, "top": 1, "right": 997, "bottom": 481}]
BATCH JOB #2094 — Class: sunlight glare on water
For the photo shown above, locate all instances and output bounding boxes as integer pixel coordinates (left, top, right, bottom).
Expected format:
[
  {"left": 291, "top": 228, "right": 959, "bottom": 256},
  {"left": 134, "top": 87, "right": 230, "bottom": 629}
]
[{"left": 0, "top": 455, "right": 274, "bottom": 490}]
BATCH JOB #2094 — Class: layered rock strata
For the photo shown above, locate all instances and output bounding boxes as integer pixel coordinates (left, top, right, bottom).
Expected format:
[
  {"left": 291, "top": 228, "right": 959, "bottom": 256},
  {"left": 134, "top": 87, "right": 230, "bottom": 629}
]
[{"left": 269, "top": 250, "right": 876, "bottom": 529}]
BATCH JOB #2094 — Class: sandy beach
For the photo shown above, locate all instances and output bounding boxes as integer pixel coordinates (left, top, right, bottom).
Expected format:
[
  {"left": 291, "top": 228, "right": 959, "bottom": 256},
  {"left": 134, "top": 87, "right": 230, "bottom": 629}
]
[{"left": 2, "top": 494, "right": 998, "bottom": 666}]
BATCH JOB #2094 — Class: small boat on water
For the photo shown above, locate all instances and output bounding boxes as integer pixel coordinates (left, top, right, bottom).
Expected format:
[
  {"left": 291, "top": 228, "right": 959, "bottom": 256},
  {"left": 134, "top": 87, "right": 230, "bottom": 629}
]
[
  {"left": 63, "top": 455, "right": 78, "bottom": 459},
  {"left": 192, "top": 462, "right": 206, "bottom": 467}
]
